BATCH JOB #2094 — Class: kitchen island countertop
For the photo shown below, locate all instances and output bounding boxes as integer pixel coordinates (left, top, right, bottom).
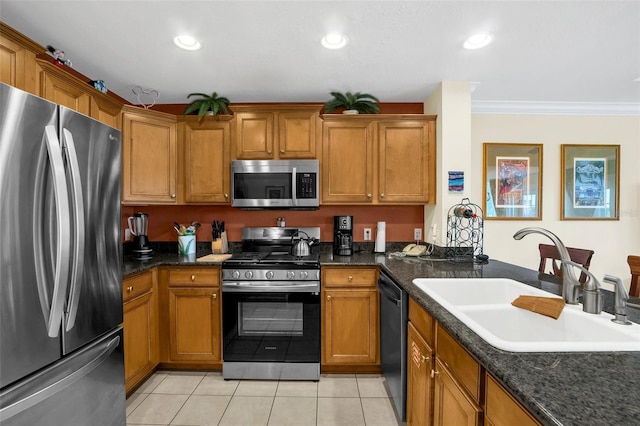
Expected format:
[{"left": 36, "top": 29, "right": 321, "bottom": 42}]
[{"left": 123, "top": 250, "right": 640, "bottom": 426}]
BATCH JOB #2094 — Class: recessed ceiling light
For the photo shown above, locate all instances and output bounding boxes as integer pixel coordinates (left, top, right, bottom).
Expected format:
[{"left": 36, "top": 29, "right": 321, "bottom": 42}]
[
  {"left": 173, "top": 35, "right": 201, "bottom": 51},
  {"left": 463, "top": 33, "right": 494, "bottom": 50},
  {"left": 321, "top": 33, "right": 348, "bottom": 50}
]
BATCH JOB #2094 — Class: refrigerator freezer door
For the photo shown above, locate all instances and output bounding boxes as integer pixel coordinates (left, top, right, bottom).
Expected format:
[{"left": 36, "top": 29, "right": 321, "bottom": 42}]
[
  {"left": 0, "top": 327, "right": 125, "bottom": 426},
  {"left": 0, "top": 83, "right": 63, "bottom": 388},
  {"left": 58, "top": 106, "right": 123, "bottom": 354}
]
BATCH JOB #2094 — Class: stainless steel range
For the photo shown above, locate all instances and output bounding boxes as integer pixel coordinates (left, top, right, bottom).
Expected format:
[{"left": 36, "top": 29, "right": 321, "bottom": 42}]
[{"left": 221, "top": 227, "right": 321, "bottom": 380}]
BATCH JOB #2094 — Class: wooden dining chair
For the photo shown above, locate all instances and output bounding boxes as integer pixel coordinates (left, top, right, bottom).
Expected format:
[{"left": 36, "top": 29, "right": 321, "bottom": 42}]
[
  {"left": 628, "top": 255, "right": 640, "bottom": 298},
  {"left": 538, "top": 244, "right": 595, "bottom": 284}
]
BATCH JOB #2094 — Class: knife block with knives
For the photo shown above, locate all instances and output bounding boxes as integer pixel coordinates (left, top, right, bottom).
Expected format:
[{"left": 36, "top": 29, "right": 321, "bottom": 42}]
[{"left": 211, "top": 220, "right": 228, "bottom": 254}]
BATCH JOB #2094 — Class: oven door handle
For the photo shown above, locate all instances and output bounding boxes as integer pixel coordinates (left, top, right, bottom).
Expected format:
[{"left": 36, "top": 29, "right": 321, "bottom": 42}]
[{"left": 222, "top": 282, "right": 320, "bottom": 292}]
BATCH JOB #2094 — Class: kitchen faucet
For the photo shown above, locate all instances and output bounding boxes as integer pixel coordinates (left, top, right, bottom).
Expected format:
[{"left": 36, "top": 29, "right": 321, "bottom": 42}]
[{"left": 513, "top": 227, "right": 602, "bottom": 314}]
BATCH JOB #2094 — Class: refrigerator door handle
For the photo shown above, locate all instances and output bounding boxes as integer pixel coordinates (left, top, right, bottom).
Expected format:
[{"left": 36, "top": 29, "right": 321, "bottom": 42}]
[
  {"left": 0, "top": 335, "right": 120, "bottom": 422},
  {"left": 37, "top": 126, "right": 72, "bottom": 338},
  {"left": 61, "top": 128, "right": 85, "bottom": 331}
]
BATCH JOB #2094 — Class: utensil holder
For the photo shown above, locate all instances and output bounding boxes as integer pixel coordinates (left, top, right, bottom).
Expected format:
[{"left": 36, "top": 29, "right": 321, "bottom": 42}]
[{"left": 178, "top": 234, "right": 196, "bottom": 255}]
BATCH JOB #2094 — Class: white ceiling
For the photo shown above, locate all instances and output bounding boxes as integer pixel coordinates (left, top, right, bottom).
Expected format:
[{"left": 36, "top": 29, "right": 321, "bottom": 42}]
[{"left": 1, "top": 0, "right": 639, "bottom": 110}]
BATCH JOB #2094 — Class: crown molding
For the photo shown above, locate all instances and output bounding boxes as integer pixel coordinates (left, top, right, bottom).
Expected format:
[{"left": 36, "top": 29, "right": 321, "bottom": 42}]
[{"left": 471, "top": 101, "right": 640, "bottom": 116}]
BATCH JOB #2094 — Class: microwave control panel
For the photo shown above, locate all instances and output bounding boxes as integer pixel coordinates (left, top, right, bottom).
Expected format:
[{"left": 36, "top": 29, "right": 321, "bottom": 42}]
[{"left": 296, "top": 173, "right": 317, "bottom": 199}]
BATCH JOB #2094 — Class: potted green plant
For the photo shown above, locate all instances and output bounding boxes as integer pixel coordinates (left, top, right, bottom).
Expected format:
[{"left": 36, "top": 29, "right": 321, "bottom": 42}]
[
  {"left": 324, "top": 91, "right": 380, "bottom": 114},
  {"left": 184, "top": 91, "right": 231, "bottom": 120}
]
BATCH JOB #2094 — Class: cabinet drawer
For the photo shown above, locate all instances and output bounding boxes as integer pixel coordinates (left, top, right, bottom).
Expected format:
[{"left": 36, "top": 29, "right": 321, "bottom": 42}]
[
  {"left": 123, "top": 271, "right": 153, "bottom": 303},
  {"left": 409, "top": 298, "right": 434, "bottom": 346},
  {"left": 323, "top": 268, "right": 377, "bottom": 287},
  {"left": 436, "top": 324, "right": 481, "bottom": 402},
  {"left": 485, "top": 374, "right": 540, "bottom": 426},
  {"left": 169, "top": 268, "right": 219, "bottom": 286}
]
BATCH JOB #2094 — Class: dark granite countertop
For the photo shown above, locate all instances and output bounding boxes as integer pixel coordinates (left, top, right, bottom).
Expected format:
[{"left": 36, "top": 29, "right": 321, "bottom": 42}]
[{"left": 123, "top": 248, "right": 640, "bottom": 426}]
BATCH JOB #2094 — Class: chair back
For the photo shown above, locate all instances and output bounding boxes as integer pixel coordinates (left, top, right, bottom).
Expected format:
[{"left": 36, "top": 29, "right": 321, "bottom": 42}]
[
  {"left": 538, "top": 244, "right": 594, "bottom": 284},
  {"left": 628, "top": 255, "right": 640, "bottom": 298}
]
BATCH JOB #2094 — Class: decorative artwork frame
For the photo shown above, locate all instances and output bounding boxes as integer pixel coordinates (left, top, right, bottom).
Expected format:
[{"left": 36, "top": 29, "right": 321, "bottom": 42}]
[
  {"left": 483, "top": 143, "right": 543, "bottom": 220},
  {"left": 560, "top": 144, "right": 620, "bottom": 220}
]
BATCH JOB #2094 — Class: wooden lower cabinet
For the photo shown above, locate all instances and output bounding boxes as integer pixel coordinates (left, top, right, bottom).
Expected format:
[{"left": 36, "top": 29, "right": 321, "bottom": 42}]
[
  {"left": 433, "top": 359, "right": 482, "bottom": 426},
  {"left": 406, "top": 321, "right": 434, "bottom": 426},
  {"left": 123, "top": 270, "right": 158, "bottom": 395},
  {"left": 163, "top": 267, "right": 222, "bottom": 365},
  {"left": 321, "top": 267, "right": 379, "bottom": 370},
  {"left": 485, "top": 374, "right": 541, "bottom": 426}
]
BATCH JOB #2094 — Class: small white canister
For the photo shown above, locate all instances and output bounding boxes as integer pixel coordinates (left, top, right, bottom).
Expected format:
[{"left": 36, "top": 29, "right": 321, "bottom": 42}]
[{"left": 178, "top": 234, "right": 196, "bottom": 255}]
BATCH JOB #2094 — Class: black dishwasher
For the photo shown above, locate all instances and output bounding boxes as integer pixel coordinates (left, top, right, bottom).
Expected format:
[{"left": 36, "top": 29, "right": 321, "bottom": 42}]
[{"left": 378, "top": 271, "right": 408, "bottom": 422}]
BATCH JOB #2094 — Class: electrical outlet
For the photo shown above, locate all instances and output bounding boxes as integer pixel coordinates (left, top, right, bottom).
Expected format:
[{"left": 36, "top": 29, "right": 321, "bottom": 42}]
[
  {"left": 414, "top": 228, "right": 422, "bottom": 241},
  {"left": 430, "top": 224, "right": 437, "bottom": 242},
  {"left": 364, "top": 228, "right": 372, "bottom": 241},
  {"left": 124, "top": 228, "right": 132, "bottom": 241}
]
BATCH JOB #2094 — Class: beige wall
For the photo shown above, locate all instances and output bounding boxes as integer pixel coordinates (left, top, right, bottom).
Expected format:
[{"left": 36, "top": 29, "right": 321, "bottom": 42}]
[{"left": 471, "top": 114, "right": 640, "bottom": 289}]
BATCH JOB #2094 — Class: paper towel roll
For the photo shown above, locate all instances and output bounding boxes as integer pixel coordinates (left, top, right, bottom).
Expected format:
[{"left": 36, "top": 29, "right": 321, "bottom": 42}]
[{"left": 375, "top": 221, "right": 386, "bottom": 253}]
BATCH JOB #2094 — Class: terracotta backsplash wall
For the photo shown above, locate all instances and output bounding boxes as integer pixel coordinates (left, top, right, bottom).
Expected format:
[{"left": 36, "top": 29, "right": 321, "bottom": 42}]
[{"left": 122, "top": 205, "right": 424, "bottom": 244}]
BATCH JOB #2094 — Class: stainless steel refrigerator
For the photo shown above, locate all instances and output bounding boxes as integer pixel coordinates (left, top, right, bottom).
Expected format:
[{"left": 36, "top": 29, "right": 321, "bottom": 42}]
[{"left": 0, "top": 83, "right": 125, "bottom": 425}]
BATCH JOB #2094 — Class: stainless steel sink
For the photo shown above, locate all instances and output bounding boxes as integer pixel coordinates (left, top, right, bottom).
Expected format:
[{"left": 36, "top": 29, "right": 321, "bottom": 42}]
[{"left": 413, "top": 278, "right": 640, "bottom": 352}]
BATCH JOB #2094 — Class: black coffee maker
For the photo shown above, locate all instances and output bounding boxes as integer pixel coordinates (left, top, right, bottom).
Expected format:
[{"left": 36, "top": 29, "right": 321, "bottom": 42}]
[{"left": 333, "top": 216, "right": 353, "bottom": 256}]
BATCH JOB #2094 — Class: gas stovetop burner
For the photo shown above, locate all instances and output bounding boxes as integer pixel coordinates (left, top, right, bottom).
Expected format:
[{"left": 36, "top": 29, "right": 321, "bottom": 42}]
[{"left": 222, "top": 251, "right": 319, "bottom": 267}]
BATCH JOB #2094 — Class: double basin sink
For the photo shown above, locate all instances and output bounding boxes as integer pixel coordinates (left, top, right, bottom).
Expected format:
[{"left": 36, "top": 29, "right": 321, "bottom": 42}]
[{"left": 413, "top": 278, "right": 640, "bottom": 352}]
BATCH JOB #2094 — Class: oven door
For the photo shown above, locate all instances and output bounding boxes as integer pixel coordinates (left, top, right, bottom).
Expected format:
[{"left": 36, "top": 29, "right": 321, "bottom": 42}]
[{"left": 222, "top": 290, "right": 320, "bottom": 363}]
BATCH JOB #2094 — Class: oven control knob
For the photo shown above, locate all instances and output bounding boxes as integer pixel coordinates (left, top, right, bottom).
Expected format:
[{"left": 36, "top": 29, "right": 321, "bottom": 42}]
[
  {"left": 287, "top": 271, "right": 295, "bottom": 279},
  {"left": 266, "top": 271, "right": 274, "bottom": 280},
  {"left": 300, "top": 271, "right": 308, "bottom": 279},
  {"left": 245, "top": 271, "right": 253, "bottom": 279},
  {"left": 232, "top": 270, "right": 240, "bottom": 279}
]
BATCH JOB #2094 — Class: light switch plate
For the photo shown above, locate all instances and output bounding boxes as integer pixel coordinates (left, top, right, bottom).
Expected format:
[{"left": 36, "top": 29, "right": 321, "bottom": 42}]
[{"left": 414, "top": 228, "right": 422, "bottom": 241}]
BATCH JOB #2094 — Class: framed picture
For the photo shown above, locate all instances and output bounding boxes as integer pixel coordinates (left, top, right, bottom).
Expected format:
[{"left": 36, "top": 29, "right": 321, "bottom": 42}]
[
  {"left": 560, "top": 144, "right": 620, "bottom": 220},
  {"left": 483, "top": 143, "right": 543, "bottom": 220}
]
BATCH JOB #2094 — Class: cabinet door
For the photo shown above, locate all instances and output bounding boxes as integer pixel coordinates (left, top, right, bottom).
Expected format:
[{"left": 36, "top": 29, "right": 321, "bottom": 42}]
[
  {"left": 122, "top": 107, "right": 177, "bottom": 204},
  {"left": 407, "top": 322, "right": 434, "bottom": 426},
  {"left": 39, "top": 66, "right": 90, "bottom": 115},
  {"left": 0, "top": 24, "right": 40, "bottom": 95},
  {"left": 485, "top": 374, "right": 541, "bottom": 426},
  {"left": 322, "top": 119, "right": 375, "bottom": 203},
  {"left": 234, "top": 111, "right": 274, "bottom": 159},
  {"left": 168, "top": 287, "right": 221, "bottom": 362},
  {"left": 433, "top": 359, "right": 482, "bottom": 426},
  {"left": 183, "top": 118, "right": 231, "bottom": 203},
  {"left": 277, "top": 109, "right": 318, "bottom": 158},
  {"left": 123, "top": 291, "right": 156, "bottom": 394},
  {"left": 378, "top": 120, "right": 434, "bottom": 203},
  {"left": 90, "top": 95, "right": 122, "bottom": 129},
  {"left": 322, "top": 288, "right": 379, "bottom": 365}
]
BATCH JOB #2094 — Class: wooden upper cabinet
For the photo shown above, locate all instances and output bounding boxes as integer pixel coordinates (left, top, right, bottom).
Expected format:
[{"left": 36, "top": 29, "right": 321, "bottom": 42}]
[
  {"left": 0, "top": 23, "right": 42, "bottom": 95},
  {"left": 89, "top": 95, "right": 122, "bottom": 129},
  {"left": 180, "top": 116, "right": 232, "bottom": 203},
  {"left": 322, "top": 117, "right": 376, "bottom": 203},
  {"left": 233, "top": 105, "right": 321, "bottom": 159},
  {"left": 38, "top": 60, "right": 91, "bottom": 116},
  {"left": 378, "top": 118, "right": 436, "bottom": 204},
  {"left": 122, "top": 105, "right": 177, "bottom": 204}
]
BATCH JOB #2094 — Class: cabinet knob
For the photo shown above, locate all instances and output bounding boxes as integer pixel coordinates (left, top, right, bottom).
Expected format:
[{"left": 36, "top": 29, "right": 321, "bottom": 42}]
[
  {"left": 127, "top": 286, "right": 133, "bottom": 292},
  {"left": 431, "top": 370, "right": 440, "bottom": 378},
  {"left": 280, "top": 149, "right": 285, "bottom": 154},
  {"left": 212, "top": 293, "right": 217, "bottom": 299},
  {"left": 190, "top": 275, "right": 196, "bottom": 281},
  {"left": 380, "top": 193, "right": 385, "bottom": 198},
  {"left": 267, "top": 150, "right": 272, "bottom": 155},
  {"left": 327, "top": 295, "right": 332, "bottom": 300},
  {"left": 367, "top": 194, "right": 372, "bottom": 199},
  {"left": 421, "top": 355, "right": 430, "bottom": 362},
  {"left": 224, "top": 193, "right": 228, "bottom": 199},
  {"left": 171, "top": 194, "right": 176, "bottom": 198},
  {"left": 348, "top": 275, "right": 353, "bottom": 281}
]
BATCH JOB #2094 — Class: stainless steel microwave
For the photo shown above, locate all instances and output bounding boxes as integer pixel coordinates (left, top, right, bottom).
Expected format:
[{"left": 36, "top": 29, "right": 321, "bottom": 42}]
[{"left": 231, "top": 160, "right": 319, "bottom": 209}]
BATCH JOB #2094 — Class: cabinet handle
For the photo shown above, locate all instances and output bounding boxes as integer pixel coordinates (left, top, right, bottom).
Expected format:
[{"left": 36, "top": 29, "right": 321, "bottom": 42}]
[
  {"left": 280, "top": 149, "right": 285, "bottom": 154},
  {"left": 171, "top": 194, "right": 176, "bottom": 199},
  {"left": 224, "top": 193, "right": 228, "bottom": 199},
  {"left": 212, "top": 293, "right": 217, "bottom": 299},
  {"left": 431, "top": 370, "right": 440, "bottom": 378},
  {"left": 327, "top": 295, "right": 332, "bottom": 300},
  {"left": 127, "top": 286, "right": 133, "bottom": 292},
  {"left": 421, "top": 355, "right": 430, "bottom": 362},
  {"left": 367, "top": 194, "right": 372, "bottom": 199},
  {"left": 380, "top": 193, "right": 385, "bottom": 198},
  {"left": 190, "top": 275, "right": 196, "bottom": 281},
  {"left": 348, "top": 275, "right": 353, "bottom": 281}
]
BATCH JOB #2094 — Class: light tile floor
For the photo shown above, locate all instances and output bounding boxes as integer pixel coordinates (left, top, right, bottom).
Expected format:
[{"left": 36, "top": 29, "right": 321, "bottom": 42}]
[{"left": 126, "top": 370, "right": 401, "bottom": 426}]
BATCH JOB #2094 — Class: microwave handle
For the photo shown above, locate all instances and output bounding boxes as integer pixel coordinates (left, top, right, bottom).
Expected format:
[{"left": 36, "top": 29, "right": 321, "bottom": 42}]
[{"left": 292, "top": 167, "right": 297, "bottom": 206}]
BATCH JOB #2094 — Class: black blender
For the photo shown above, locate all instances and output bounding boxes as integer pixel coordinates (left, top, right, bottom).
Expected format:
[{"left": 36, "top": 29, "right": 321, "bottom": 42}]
[{"left": 128, "top": 212, "right": 153, "bottom": 260}]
